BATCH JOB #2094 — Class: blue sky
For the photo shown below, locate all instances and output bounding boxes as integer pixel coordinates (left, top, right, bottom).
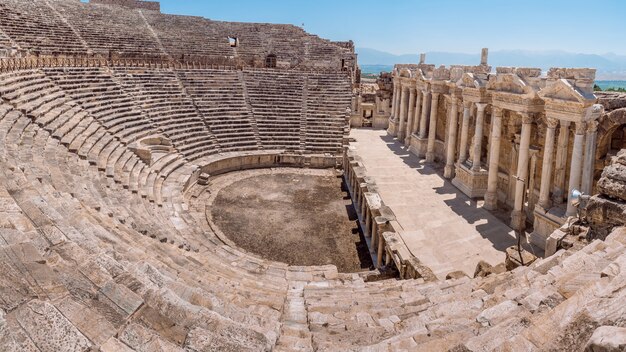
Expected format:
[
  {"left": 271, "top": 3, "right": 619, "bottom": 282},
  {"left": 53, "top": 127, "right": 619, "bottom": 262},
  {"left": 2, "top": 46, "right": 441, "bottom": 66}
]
[{"left": 156, "top": 0, "right": 626, "bottom": 56}]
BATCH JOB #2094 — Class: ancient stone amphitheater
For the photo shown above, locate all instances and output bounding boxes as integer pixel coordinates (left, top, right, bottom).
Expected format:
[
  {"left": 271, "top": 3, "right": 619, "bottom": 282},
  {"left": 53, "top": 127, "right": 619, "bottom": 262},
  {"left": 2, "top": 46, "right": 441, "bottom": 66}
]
[{"left": 0, "top": 0, "right": 624, "bottom": 351}]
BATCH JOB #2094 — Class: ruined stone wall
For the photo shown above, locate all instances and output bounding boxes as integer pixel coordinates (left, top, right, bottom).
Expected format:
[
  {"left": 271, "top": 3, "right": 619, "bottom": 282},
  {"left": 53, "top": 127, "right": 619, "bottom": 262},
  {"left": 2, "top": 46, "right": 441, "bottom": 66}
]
[
  {"left": 585, "top": 149, "right": 626, "bottom": 239},
  {"left": 90, "top": 0, "right": 160, "bottom": 11}
]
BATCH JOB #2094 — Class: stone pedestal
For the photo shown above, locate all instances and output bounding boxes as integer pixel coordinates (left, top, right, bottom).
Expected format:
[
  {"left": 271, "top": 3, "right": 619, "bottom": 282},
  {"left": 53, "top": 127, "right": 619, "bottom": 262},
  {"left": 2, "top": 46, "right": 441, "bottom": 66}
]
[
  {"left": 408, "top": 134, "right": 428, "bottom": 158},
  {"left": 452, "top": 163, "right": 488, "bottom": 198},
  {"left": 531, "top": 205, "right": 566, "bottom": 249},
  {"left": 505, "top": 246, "right": 537, "bottom": 270}
]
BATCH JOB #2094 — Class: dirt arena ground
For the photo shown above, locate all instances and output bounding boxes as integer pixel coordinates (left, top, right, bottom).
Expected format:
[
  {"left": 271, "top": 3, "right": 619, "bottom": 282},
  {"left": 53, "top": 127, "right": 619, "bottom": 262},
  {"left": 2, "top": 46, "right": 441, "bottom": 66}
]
[{"left": 211, "top": 171, "right": 373, "bottom": 272}]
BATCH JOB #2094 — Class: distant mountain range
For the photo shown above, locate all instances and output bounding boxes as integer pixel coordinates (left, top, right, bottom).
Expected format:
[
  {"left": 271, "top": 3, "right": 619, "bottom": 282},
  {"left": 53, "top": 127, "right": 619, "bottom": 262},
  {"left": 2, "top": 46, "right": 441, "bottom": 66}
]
[{"left": 356, "top": 48, "right": 626, "bottom": 80}]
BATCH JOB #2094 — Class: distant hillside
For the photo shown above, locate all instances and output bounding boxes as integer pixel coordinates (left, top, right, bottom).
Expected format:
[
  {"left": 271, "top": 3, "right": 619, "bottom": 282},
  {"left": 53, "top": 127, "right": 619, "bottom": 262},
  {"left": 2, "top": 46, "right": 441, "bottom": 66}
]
[{"left": 356, "top": 48, "right": 626, "bottom": 80}]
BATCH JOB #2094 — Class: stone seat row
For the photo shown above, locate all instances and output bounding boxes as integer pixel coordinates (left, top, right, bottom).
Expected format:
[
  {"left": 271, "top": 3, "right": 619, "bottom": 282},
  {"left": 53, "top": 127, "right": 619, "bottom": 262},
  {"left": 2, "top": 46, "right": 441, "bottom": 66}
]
[
  {"left": 2, "top": 68, "right": 343, "bottom": 160},
  {"left": 302, "top": 230, "right": 626, "bottom": 351}
]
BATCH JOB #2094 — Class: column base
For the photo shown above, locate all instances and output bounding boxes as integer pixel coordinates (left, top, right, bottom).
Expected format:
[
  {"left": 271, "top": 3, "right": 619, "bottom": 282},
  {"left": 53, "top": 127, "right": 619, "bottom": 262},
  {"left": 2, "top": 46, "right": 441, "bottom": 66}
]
[
  {"left": 403, "top": 133, "right": 412, "bottom": 147},
  {"left": 425, "top": 152, "right": 435, "bottom": 163},
  {"left": 451, "top": 163, "right": 488, "bottom": 198},
  {"left": 387, "top": 119, "right": 398, "bottom": 136},
  {"left": 407, "top": 134, "right": 427, "bottom": 158},
  {"left": 444, "top": 164, "right": 455, "bottom": 179},
  {"left": 397, "top": 128, "right": 406, "bottom": 143},
  {"left": 484, "top": 191, "right": 498, "bottom": 210},
  {"left": 510, "top": 209, "right": 526, "bottom": 231}
]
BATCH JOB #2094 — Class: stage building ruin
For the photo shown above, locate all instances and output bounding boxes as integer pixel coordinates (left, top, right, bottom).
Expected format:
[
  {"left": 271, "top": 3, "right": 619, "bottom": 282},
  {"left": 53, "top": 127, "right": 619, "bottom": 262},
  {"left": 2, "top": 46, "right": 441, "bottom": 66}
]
[{"left": 386, "top": 49, "right": 606, "bottom": 249}]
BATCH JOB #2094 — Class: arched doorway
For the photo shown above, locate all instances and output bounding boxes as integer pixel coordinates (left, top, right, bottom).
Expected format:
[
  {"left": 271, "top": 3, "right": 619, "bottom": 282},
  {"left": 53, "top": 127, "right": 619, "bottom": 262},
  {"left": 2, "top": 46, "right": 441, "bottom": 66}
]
[{"left": 265, "top": 54, "right": 277, "bottom": 68}]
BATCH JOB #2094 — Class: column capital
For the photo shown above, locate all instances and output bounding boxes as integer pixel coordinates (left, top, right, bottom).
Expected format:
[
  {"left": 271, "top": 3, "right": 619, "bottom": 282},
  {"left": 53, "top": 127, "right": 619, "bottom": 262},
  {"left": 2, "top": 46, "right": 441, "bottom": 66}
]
[
  {"left": 520, "top": 112, "right": 534, "bottom": 125},
  {"left": 491, "top": 106, "right": 503, "bottom": 117},
  {"left": 587, "top": 120, "right": 598, "bottom": 133},
  {"left": 574, "top": 121, "right": 586, "bottom": 135},
  {"left": 475, "top": 102, "right": 488, "bottom": 112},
  {"left": 463, "top": 100, "right": 472, "bottom": 109},
  {"left": 545, "top": 117, "right": 559, "bottom": 129}
]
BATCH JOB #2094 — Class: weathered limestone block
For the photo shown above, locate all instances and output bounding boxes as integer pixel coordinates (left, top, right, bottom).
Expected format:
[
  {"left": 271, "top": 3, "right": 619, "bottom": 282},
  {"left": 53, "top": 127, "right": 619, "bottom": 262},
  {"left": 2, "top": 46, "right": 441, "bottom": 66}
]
[
  {"left": 101, "top": 337, "right": 135, "bottom": 352},
  {"left": 0, "top": 250, "right": 37, "bottom": 312},
  {"left": 119, "top": 323, "right": 184, "bottom": 352},
  {"left": 446, "top": 270, "right": 469, "bottom": 280},
  {"left": 585, "top": 326, "right": 626, "bottom": 352},
  {"left": 54, "top": 297, "right": 117, "bottom": 346},
  {"left": 586, "top": 196, "right": 626, "bottom": 240},
  {"left": 473, "top": 260, "right": 506, "bottom": 278},
  {"left": 505, "top": 246, "right": 537, "bottom": 270},
  {"left": 134, "top": 306, "right": 187, "bottom": 346},
  {"left": 186, "top": 326, "right": 269, "bottom": 352},
  {"left": 100, "top": 280, "right": 144, "bottom": 316},
  {"left": 476, "top": 300, "right": 526, "bottom": 327},
  {"left": 14, "top": 300, "right": 92, "bottom": 351},
  {"left": 597, "top": 160, "right": 626, "bottom": 200}
]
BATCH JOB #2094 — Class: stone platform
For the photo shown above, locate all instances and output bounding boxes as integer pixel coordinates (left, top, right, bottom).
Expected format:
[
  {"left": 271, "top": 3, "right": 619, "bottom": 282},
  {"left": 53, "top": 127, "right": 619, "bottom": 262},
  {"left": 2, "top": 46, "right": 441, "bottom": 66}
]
[{"left": 350, "top": 128, "right": 528, "bottom": 279}]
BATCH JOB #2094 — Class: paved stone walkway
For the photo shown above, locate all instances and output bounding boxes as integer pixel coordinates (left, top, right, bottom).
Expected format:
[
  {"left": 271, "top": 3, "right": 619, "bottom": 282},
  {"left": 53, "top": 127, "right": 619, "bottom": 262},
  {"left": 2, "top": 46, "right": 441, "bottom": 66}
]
[{"left": 350, "top": 128, "right": 522, "bottom": 279}]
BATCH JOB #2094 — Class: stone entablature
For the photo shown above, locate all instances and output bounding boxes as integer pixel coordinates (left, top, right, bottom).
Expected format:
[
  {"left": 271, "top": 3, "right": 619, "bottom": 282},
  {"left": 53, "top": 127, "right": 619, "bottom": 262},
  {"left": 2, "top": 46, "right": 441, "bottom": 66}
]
[{"left": 387, "top": 48, "right": 605, "bottom": 250}]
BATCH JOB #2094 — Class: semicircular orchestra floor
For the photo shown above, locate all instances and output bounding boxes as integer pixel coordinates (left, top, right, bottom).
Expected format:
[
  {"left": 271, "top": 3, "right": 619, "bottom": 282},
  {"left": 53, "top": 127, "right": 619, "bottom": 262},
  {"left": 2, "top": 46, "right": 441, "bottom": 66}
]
[{"left": 193, "top": 168, "right": 374, "bottom": 272}]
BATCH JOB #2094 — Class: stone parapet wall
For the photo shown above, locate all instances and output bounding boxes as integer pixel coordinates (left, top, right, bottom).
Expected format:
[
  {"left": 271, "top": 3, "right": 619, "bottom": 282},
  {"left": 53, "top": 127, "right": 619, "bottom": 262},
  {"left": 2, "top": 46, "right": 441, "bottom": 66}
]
[{"left": 0, "top": 55, "right": 350, "bottom": 76}]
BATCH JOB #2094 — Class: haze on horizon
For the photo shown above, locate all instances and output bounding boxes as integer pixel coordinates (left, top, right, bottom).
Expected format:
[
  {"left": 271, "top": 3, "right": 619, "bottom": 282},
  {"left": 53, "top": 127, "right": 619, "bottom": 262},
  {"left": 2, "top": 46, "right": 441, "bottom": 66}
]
[{"left": 155, "top": 0, "right": 626, "bottom": 57}]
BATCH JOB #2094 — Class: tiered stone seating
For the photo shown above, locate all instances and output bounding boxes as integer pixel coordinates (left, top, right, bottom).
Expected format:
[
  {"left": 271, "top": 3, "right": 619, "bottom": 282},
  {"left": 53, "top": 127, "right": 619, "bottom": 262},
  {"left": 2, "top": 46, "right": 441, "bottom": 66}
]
[
  {"left": 43, "top": 66, "right": 157, "bottom": 144},
  {"left": 244, "top": 70, "right": 304, "bottom": 151},
  {"left": 141, "top": 12, "right": 235, "bottom": 60},
  {"left": 0, "top": 103, "right": 289, "bottom": 350},
  {"left": 111, "top": 67, "right": 219, "bottom": 161},
  {"left": 302, "top": 232, "right": 626, "bottom": 351},
  {"left": 305, "top": 72, "right": 352, "bottom": 154},
  {"left": 48, "top": 0, "right": 166, "bottom": 58},
  {"left": 178, "top": 69, "right": 261, "bottom": 152},
  {"left": 0, "top": 0, "right": 353, "bottom": 69},
  {"left": 0, "top": 0, "right": 87, "bottom": 55}
]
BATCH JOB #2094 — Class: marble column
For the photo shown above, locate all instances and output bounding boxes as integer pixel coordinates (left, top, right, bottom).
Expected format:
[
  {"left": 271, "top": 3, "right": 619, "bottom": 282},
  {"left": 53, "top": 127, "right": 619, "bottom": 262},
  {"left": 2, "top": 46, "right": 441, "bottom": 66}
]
[
  {"left": 581, "top": 121, "right": 598, "bottom": 195},
  {"left": 484, "top": 107, "right": 503, "bottom": 210},
  {"left": 458, "top": 101, "right": 472, "bottom": 164},
  {"left": 537, "top": 118, "right": 558, "bottom": 210},
  {"left": 566, "top": 122, "right": 586, "bottom": 217},
  {"left": 405, "top": 88, "right": 417, "bottom": 145},
  {"left": 471, "top": 103, "right": 487, "bottom": 171},
  {"left": 392, "top": 82, "right": 401, "bottom": 125},
  {"left": 444, "top": 95, "right": 459, "bottom": 178},
  {"left": 411, "top": 90, "right": 422, "bottom": 135},
  {"left": 393, "top": 80, "right": 402, "bottom": 119},
  {"left": 377, "top": 236, "right": 385, "bottom": 267},
  {"left": 418, "top": 90, "right": 430, "bottom": 138},
  {"left": 425, "top": 92, "right": 440, "bottom": 162},
  {"left": 397, "top": 86, "right": 409, "bottom": 141},
  {"left": 511, "top": 114, "right": 533, "bottom": 231},
  {"left": 552, "top": 121, "right": 571, "bottom": 205}
]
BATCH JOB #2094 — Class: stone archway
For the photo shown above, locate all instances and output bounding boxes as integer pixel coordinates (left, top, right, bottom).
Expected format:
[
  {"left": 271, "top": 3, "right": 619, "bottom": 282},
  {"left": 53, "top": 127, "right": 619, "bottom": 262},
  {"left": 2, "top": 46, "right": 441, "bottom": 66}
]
[
  {"left": 597, "top": 109, "right": 626, "bottom": 158},
  {"left": 596, "top": 108, "right": 626, "bottom": 182}
]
